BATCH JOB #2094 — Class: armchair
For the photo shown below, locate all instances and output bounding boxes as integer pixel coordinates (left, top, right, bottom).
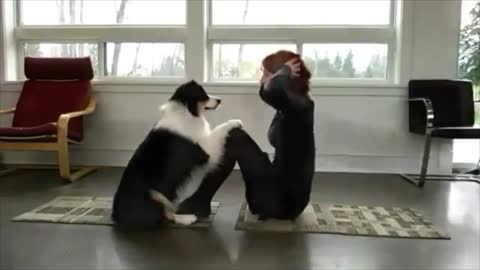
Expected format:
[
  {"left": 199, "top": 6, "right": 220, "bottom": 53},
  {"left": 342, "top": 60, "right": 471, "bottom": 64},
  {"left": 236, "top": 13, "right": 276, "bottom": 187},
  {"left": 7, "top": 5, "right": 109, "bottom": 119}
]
[{"left": 0, "top": 57, "right": 97, "bottom": 181}]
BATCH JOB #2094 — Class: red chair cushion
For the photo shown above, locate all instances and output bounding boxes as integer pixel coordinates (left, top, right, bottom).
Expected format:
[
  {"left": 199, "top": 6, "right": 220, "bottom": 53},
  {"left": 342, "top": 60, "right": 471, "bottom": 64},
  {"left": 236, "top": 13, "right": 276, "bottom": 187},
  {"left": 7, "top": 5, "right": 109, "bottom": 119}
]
[
  {"left": 25, "top": 57, "right": 94, "bottom": 80},
  {"left": 12, "top": 80, "right": 91, "bottom": 141},
  {"left": 0, "top": 122, "right": 82, "bottom": 142}
]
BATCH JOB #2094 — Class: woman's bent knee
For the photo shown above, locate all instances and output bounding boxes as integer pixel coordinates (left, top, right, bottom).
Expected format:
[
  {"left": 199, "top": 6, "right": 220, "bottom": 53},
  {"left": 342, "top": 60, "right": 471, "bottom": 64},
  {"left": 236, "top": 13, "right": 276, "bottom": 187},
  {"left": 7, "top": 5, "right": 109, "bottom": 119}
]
[
  {"left": 228, "top": 127, "right": 248, "bottom": 138},
  {"left": 226, "top": 127, "right": 250, "bottom": 147}
]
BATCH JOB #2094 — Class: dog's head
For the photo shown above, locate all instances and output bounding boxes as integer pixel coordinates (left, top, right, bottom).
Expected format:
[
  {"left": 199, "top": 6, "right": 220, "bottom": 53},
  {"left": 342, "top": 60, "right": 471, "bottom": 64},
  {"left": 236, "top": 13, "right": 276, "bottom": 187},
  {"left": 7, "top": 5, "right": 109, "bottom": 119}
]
[{"left": 170, "top": 80, "right": 221, "bottom": 117}]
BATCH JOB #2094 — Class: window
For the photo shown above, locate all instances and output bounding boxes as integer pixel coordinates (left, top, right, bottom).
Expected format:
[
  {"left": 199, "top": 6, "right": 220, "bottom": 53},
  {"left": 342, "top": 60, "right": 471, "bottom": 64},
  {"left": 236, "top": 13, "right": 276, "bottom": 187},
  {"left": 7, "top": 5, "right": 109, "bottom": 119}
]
[
  {"left": 453, "top": 0, "right": 479, "bottom": 165},
  {"left": 208, "top": 0, "right": 397, "bottom": 82},
  {"left": 24, "top": 42, "right": 99, "bottom": 74},
  {"left": 3, "top": 0, "right": 399, "bottom": 83},
  {"left": 211, "top": 0, "right": 390, "bottom": 25},
  {"left": 10, "top": 0, "right": 186, "bottom": 80},
  {"left": 105, "top": 43, "right": 184, "bottom": 77},
  {"left": 24, "top": 42, "right": 97, "bottom": 58},
  {"left": 303, "top": 44, "right": 388, "bottom": 79},
  {"left": 21, "top": 0, "right": 185, "bottom": 25},
  {"left": 212, "top": 43, "right": 296, "bottom": 80}
]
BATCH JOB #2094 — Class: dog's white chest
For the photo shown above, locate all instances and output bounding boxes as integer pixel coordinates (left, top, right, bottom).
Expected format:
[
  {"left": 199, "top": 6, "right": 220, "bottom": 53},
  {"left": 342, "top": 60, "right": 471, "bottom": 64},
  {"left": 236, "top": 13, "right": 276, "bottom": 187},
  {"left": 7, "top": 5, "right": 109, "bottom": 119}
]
[
  {"left": 174, "top": 136, "right": 224, "bottom": 205},
  {"left": 174, "top": 166, "right": 208, "bottom": 205},
  {"left": 155, "top": 102, "right": 232, "bottom": 205}
]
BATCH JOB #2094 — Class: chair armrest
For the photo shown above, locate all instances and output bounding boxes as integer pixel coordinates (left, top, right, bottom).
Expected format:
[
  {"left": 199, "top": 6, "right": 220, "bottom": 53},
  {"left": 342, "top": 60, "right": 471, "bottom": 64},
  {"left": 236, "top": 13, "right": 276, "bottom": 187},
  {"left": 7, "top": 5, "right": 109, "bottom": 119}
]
[
  {"left": 57, "top": 96, "right": 97, "bottom": 138},
  {"left": 0, "top": 108, "right": 15, "bottom": 115},
  {"left": 409, "top": 98, "right": 435, "bottom": 134}
]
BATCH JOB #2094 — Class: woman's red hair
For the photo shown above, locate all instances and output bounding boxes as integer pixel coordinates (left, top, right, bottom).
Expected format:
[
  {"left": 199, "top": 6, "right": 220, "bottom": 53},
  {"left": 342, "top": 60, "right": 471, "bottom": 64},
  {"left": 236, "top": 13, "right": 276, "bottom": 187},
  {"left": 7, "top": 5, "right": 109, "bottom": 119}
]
[{"left": 261, "top": 50, "right": 311, "bottom": 95}]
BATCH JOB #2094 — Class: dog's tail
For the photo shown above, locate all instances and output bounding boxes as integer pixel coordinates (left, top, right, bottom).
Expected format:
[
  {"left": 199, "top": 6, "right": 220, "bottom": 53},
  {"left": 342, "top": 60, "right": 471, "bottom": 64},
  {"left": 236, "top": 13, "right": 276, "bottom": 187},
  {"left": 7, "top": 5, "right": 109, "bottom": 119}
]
[{"left": 149, "top": 189, "right": 176, "bottom": 213}]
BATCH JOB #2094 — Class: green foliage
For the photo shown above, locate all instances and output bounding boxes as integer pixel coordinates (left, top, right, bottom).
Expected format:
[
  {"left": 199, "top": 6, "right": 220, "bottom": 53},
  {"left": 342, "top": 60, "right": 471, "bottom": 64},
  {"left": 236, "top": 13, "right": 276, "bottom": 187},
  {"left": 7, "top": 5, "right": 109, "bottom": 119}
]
[
  {"left": 342, "top": 50, "right": 356, "bottom": 77},
  {"left": 333, "top": 53, "right": 343, "bottom": 71},
  {"left": 459, "top": 1, "right": 480, "bottom": 123},
  {"left": 364, "top": 54, "right": 386, "bottom": 79},
  {"left": 475, "top": 85, "right": 480, "bottom": 124},
  {"left": 304, "top": 52, "right": 386, "bottom": 79},
  {"left": 214, "top": 59, "right": 258, "bottom": 80},
  {"left": 459, "top": 1, "right": 480, "bottom": 84}
]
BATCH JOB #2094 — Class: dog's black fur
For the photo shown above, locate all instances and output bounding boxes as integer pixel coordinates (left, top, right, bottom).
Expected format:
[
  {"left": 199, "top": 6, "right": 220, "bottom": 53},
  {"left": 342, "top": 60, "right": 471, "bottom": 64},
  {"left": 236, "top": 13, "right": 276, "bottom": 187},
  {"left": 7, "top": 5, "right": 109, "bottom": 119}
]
[
  {"left": 112, "top": 81, "right": 210, "bottom": 230},
  {"left": 169, "top": 80, "right": 210, "bottom": 116}
]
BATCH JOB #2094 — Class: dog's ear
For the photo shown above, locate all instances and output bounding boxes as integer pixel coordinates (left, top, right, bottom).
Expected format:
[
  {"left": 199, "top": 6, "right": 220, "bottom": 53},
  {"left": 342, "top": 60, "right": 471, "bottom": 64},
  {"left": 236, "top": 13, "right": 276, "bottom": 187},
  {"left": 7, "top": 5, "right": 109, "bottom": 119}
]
[
  {"left": 170, "top": 80, "right": 208, "bottom": 117},
  {"left": 186, "top": 100, "right": 200, "bottom": 117},
  {"left": 185, "top": 80, "right": 197, "bottom": 86},
  {"left": 186, "top": 81, "right": 205, "bottom": 117}
]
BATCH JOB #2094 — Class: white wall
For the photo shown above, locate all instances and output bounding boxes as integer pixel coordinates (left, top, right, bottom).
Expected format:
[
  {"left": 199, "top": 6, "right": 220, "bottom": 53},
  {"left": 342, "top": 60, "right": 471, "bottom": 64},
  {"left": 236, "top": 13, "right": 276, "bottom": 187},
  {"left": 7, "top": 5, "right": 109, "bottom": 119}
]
[{"left": 0, "top": 1, "right": 463, "bottom": 175}]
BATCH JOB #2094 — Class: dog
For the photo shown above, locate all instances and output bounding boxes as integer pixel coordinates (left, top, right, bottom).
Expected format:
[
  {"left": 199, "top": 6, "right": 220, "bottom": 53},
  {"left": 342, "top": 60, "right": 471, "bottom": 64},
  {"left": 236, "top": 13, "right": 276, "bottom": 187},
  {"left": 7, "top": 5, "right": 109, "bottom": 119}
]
[{"left": 112, "top": 80, "right": 242, "bottom": 229}]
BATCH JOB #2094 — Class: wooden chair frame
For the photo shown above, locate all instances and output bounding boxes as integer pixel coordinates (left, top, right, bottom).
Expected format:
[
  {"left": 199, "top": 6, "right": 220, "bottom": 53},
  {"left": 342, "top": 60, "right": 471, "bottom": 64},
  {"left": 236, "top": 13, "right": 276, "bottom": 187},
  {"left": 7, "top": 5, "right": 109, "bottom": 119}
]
[{"left": 0, "top": 96, "right": 97, "bottom": 181}]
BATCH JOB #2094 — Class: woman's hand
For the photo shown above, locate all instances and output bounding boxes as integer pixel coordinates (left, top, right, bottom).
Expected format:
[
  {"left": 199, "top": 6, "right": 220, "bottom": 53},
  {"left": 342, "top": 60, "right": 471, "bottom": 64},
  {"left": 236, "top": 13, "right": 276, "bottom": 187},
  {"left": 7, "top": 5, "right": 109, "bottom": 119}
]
[{"left": 285, "top": 58, "right": 301, "bottom": 77}]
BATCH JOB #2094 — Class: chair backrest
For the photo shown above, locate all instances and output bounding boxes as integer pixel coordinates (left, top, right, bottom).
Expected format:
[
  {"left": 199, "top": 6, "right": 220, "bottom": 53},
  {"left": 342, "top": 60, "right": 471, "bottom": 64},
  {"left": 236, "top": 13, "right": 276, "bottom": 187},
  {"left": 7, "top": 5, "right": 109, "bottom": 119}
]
[
  {"left": 409, "top": 79, "right": 475, "bottom": 128},
  {"left": 13, "top": 57, "right": 93, "bottom": 140}
]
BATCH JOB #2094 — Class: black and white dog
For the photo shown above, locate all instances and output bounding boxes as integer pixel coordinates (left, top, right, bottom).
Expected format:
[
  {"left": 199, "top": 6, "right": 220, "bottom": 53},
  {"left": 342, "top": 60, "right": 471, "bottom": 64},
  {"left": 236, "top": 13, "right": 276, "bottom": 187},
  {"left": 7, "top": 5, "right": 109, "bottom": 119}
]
[{"left": 112, "top": 80, "right": 242, "bottom": 229}]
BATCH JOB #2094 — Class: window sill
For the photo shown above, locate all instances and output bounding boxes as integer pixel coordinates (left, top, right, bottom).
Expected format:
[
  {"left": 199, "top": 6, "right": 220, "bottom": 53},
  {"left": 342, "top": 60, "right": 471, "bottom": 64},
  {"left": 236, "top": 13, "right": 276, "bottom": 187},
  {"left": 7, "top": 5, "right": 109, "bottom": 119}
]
[
  {"left": 1, "top": 78, "right": 405, "bottom": 88},
  {"left": 206, "top": 80, "right": 404, "bottom": 89},
  {"left": 1, "top": 78, "right": 406, "bottom": 97},
  {"left": 0, "top": 78, "right": 186, "bottom": 86}
]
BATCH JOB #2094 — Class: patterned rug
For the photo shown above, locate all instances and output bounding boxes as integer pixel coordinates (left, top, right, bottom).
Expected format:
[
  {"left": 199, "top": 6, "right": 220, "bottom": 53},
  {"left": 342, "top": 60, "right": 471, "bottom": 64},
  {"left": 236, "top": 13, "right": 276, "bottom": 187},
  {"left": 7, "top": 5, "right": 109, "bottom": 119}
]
[
  {"left": 12, "top": 196, "right": 219, "bottom": 228},
  {"left": 235, "top": 203, "right": 450, "bottom": 239}
]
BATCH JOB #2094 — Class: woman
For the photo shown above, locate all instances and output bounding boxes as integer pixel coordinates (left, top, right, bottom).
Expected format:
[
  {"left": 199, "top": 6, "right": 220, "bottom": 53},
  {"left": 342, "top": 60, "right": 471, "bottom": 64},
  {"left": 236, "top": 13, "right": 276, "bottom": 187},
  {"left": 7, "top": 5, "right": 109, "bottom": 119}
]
[{"left": 178, "top": 50, "right": 315, "bottom": 220}]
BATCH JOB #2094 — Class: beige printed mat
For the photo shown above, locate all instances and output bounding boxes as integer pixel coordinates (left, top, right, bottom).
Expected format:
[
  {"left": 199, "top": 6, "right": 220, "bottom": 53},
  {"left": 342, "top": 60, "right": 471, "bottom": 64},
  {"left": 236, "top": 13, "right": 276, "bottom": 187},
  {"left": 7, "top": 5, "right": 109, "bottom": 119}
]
[
  {"left": 235, "top": 203, "right": 449, "bottom": 239},
  {"left": 12, "top": 196, "right": 219, "bottom": 228}
]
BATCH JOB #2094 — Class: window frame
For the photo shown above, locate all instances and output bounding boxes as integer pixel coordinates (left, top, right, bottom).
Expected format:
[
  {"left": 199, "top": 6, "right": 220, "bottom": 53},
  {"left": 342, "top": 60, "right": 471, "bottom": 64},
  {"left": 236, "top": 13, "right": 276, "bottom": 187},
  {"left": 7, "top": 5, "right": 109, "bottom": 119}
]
[
  {"left": 11, "top": 0, "right": 189, "bottom": 82},
  {"left": 206, "top": 0, "right": 400, "bottom": 84},
  {"left": 208, "top": 0, "right": 394, "bottom": 27},
  {"left": 2, "top": 0, "right": 403, "bottom": 85},
  {"left": 16, "top": 0, "right": 188, "bottom": 27}
]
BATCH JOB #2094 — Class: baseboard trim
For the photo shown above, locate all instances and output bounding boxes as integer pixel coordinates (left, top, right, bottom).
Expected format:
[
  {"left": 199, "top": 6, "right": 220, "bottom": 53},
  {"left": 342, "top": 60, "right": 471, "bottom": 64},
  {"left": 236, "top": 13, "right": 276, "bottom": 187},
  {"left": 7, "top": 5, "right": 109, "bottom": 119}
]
[{"left": 0, "top": 148, "right": 446, "bottom": 175}]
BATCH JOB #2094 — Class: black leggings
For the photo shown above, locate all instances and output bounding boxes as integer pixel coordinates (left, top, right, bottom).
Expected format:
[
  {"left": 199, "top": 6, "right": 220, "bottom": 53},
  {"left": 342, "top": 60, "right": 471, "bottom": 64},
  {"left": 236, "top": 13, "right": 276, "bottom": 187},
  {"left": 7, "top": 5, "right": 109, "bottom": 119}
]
[{"left": 178, "top": 128, "right": 294, "bottom": 220}]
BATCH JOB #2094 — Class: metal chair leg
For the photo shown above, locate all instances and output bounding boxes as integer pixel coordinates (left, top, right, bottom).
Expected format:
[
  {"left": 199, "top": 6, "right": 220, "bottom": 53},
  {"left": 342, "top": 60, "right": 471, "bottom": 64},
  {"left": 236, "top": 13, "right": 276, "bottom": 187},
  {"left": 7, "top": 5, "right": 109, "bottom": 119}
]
[
  {"left": 461, "top": 160, "right": 480, "bottom": 175},
  {"left": 401, "top": 134, "right": 432, "bottom": 188},
  {"left": 401, "top": 136, "right": 480, "bottom": 186},
  {"left": 418, "top": 135, "right": 432, "bottom": 187}
]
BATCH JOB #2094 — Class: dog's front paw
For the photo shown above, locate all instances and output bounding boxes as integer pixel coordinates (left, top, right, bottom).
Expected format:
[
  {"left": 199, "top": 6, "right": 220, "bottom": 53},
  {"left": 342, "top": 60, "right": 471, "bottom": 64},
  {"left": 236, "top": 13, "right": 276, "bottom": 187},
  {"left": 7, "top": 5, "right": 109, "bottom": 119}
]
[
  {"left": 173, "top": 214, "right": 197, "bottom": 226},
  {"left": 227, "top": 119, "right": 243, "bottom": 129}
]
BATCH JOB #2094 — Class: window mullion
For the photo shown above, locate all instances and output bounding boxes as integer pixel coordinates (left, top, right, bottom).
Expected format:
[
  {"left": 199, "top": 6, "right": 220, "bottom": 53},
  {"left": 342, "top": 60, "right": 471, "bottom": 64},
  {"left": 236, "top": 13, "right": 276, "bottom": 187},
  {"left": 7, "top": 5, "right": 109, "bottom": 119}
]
[
  {"left": 185, "top": 0, "right": 206, "bottom": 81},
  {"left": 297, "top": 41, "right": 303, "bottom": 56},
  {"left": 16, "top": 40, "right": 24, "bottom": 80},
  {"left": 98, "top": 41, "right": 105, "bottom": 79}
]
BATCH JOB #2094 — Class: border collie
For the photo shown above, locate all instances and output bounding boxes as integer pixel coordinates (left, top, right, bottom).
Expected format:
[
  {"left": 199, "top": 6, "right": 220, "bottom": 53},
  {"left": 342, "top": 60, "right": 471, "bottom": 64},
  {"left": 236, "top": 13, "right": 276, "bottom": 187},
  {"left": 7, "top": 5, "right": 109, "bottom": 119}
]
[{"left": 112, "top": 80, "right": 242, "bottom": 229}]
